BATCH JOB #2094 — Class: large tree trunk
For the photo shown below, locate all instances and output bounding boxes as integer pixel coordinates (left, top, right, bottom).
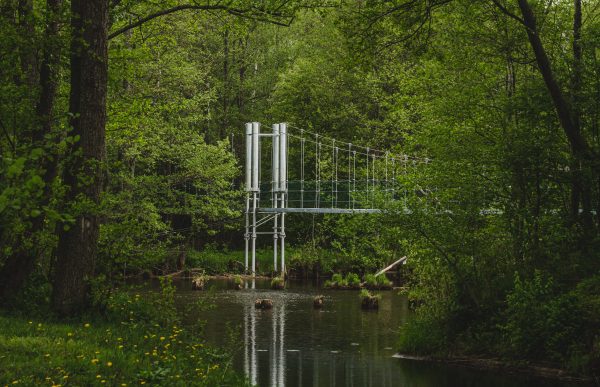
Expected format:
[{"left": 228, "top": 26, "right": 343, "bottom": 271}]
[
  {"left": 51, "top": 0, "right": 108, "bottom": 315},
  {"left": 0, "top": 0, "right": 63, "bottom": 305},
  {"left": 516, "top": 0, "right": 594, "bottom": 229}
]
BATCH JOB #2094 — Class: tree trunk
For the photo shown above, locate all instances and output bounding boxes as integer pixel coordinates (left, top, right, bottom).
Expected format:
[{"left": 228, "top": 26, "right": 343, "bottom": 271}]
[
  {"left": 17, "top": 0, "right": 37, "bottom": 89},
  {"left": 51, "top": 0, "right": 108, "bottom": 315},
  {"left": 516, "top": 0, "right": 594, "bottom": 229},
  {"left": 0, "top": 0, "right": 63, "bottom": 306}
]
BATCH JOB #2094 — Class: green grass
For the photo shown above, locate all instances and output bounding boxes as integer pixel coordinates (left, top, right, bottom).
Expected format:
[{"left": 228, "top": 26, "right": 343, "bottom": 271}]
[
  {"left": 0, "top": 286, "right": 246, "bottom": 386},
  {"left": 186, "top": 248, "right": 275, "bottom": 274}
]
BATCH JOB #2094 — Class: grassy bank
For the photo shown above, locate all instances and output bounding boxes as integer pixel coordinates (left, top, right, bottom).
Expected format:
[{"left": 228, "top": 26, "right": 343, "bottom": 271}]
[
  {"left": 186, "top": 246, "right": 390, "bottom": 277},
  {"left": 0, "top": 281, "right": 246, "bottom": 386}
]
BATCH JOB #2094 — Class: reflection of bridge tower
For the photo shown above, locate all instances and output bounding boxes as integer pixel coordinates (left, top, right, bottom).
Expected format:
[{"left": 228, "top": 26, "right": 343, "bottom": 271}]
[
  {"left": 244, "top": 122, "right": 428, "bottom": 275},
  {"left": 244, "top": 303, "right": 287, "bottom": 386}
]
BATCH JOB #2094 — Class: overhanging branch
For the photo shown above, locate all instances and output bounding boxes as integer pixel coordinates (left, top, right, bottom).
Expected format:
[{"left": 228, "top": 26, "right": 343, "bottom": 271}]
[
  {"left": 108, "top": 4, "right": 292, "bottom": 40},
  {"left": 489, "top": 0, "right": 528, "bottom": 28}
]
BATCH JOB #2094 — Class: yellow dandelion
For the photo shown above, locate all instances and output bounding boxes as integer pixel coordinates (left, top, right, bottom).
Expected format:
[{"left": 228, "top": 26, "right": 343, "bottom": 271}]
[
  {"left": 96, "top": 374, "right": 101, "bottom": 379},
  {"left": 159, "top": 336, "right": 165, "bottom": 341},
  {"left": 91, "top": 359, "right": 99, "bottom": 364},
  {"left": 107, "top": 361, "right": 113, "bottom": 367}
]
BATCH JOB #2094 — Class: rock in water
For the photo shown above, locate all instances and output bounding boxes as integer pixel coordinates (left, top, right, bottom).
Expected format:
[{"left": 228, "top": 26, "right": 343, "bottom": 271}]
[
  {"left": 313, "top": 295, "right": 324, "bottom": 309},
  {"left": 191, "top": 275, "right": 205, "bottom": 290},
  {"left": 361, "top": 295, "right": 379, "bottom": 310},
  {"left": 255, "top": 299, "right": 273, "bottom": 309}
]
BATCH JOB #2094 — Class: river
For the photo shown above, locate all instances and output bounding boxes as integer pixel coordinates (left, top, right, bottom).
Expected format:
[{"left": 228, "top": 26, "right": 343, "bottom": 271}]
[{"left": 170, "top": 278, "right": 579, "bottom": 387}]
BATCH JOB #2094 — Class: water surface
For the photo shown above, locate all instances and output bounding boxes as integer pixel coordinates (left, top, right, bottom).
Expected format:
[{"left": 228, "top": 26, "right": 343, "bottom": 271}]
[{"left": 172, "top": 278, "right": 578, "bottom": 387}]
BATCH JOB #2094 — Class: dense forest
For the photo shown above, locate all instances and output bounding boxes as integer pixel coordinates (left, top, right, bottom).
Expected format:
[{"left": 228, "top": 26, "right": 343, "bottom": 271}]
[{"left": 1, "top": 0, "right": 599, "bottom": 384}]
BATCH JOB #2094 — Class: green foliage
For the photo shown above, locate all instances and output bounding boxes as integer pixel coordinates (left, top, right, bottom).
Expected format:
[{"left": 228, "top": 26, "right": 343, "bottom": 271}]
[
  {"left": 358, "top": 289, "right": 371, "bottom": 300},
  {"left": 376, "top": 275, "right": 391, "bottom": 287},
  {"left": 501, "top": 272, "right": 600, "bottom": 373},
  {"left": 324, "top": 272, "right": 361, "bottom": 289},
  {"left": 270, "top": 276, "right": 284, "bottom": 290},
  {"left": 346, "top": 273, "right": 361, "bottom": 288},
  {"left": 233, "top": 275, "right": 243, "bottom": 286},
  {"left": 398, "top": 309, "right": 449, "bottom": 356},
  {"left": 363, "top": 274, "right": 377, "bottom": 287},
  {"left": 185, "top": 247, "right": 271, "bottom": 275},
  {"left": 0, "top": 304, "right": 245, "bottom": 385}
]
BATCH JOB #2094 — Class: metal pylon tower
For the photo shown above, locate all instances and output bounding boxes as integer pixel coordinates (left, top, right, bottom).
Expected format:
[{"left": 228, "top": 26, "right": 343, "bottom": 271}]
[{"left": 245, "top": 122, "right": 288, "bottom": 275}]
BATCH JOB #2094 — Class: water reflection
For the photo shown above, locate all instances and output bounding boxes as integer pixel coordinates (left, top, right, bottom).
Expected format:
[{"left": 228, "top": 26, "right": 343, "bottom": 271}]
[
  {"left": 235, "top": 281, "right": 412, "bottom": 387},
  {"left": 175, "top": 279, "right": 577, "bottom": 387}
]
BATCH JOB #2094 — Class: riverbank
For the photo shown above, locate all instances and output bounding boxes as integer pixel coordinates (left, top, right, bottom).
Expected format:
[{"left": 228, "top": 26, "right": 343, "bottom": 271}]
[
  {"left": 0, "top": 283, "right": 245, "bottom": 386},
  {"left": 182, "top": 247, "right": 400, "bottom": 279},
  {"left": 393, "top": 353, "right": 595, "bottom": 385}
]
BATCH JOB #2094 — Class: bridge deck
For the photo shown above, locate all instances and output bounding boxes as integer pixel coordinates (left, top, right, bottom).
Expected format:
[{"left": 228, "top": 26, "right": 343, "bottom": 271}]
[{"left": 258, "top": 207, "right": 382, "bottom": 214}]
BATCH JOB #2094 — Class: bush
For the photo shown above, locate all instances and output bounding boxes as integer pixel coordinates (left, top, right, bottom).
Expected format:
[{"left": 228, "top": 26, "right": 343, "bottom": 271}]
[
  {"left": 346, "top": 273, "right": 361, "bottom": 288},
  {"left": 398, "top": 309, "right": 449, "bottom": 355},
  {"left": 324, "top": 273, "right": 358, "bottom": 289},
  {"left": 271, "top": 276, "right": 284, "bottom": 290},
  {"left": 500, "top": 270, "right": 600, "bottom": 373},
  {"left": 363, "top": 274, "right": 377, "bottom": 287},
  {"left": 376, "top": 274, "right": 392, "bottom": 287}
]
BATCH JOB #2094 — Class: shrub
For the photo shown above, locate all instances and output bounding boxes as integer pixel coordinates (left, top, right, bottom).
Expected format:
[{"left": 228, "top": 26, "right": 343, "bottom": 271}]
[
  {"left": 359, "top": 289, "right": 380, "bottom": 309},
  {"left": 376, "top": 274, "right": 392, "bottom": 287},
  {"left": 346, "top": 273, "right": 361, "bottom": 288},
  {"left": 271, "top": 276, "right": 284, "bottom": 290},
  {"left": 363, "top": 274, "right": 377, "bottom": 287},
  {"left": 398, "top": 309, "right": 449, "bottom": 355}
]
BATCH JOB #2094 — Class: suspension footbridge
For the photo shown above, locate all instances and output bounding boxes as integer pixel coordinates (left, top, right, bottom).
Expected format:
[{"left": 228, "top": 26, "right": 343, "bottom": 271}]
[{"left": 243, "top": 122, "right": 429, "bottom": 275}]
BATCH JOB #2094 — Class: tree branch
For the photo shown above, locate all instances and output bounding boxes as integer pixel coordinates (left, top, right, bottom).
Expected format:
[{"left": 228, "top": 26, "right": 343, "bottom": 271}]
[
  {"left": 489, "top": 0, "right": 527, "bottom": 28},
  {"left": 108, "top": 4, "right": 292, "bottom": 40},
  {"left": 0, "top": 117, "right": 15, "bottom": 153}
]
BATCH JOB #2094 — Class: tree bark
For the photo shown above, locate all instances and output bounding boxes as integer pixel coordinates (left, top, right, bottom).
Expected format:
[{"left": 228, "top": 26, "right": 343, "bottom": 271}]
[
  {"left": 0, "top": 0, "right": 63, "bottom": 305},
  {"left": 516, "top": 0, "right": 594, "bottom": 228},
  {"left": 17, "top": 0, "right": 37, "bottom": 89},
  {"left": 51, "top": 0, "right": 108, "bottom": 315}
]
